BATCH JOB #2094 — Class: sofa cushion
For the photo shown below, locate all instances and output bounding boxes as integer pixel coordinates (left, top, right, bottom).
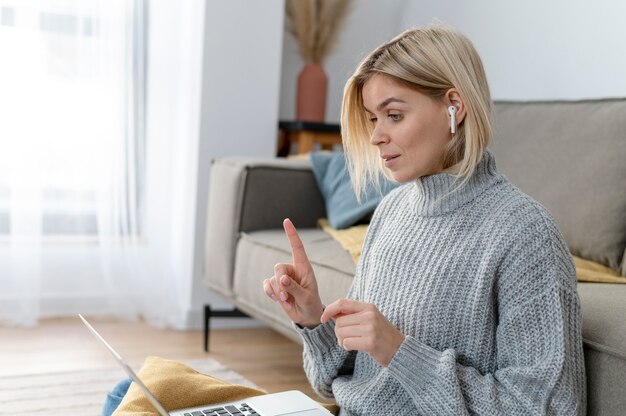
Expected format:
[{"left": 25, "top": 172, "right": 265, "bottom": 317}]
[
  {"left": 577, "top": 283, "right": 626, "bottom": 358},
  {"left": 232, "top": 229, "right": 356, "bottom": 342},
  {"left": 490, "top": 100, "right": 626, "bottom": 276},
  {"left": 577, "top": 282, "right": 626, "bottom": 414}
]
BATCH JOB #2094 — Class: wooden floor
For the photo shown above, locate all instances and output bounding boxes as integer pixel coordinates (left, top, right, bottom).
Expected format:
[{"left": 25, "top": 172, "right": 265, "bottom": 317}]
[{"left": 0, "top": 317, "right": 332, "bottom": 404}]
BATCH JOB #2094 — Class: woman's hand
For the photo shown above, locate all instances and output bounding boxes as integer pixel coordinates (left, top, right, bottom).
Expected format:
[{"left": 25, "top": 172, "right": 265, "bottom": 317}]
[
  {"left": 321, "top": 299, "right": 405, "bottom": 367},
  {"left": 262, "top": 218, "right": 324, "bottom": 329}
]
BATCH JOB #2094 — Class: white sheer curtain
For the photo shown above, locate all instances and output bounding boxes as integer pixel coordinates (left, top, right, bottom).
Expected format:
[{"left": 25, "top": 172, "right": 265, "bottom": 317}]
[{"left": 0, "top": 0, "right": 187, "bottom": 327}]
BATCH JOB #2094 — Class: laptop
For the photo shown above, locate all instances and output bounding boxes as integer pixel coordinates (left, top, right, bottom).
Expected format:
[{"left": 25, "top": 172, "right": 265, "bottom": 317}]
[{"left": 79, "top": 314, "right": 333, "bottom": 416}]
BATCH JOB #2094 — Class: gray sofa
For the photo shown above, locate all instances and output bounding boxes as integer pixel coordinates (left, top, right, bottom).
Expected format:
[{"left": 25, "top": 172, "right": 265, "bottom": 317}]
[{"left": 204, "top": 99, "right": 626, "bottom": 415}]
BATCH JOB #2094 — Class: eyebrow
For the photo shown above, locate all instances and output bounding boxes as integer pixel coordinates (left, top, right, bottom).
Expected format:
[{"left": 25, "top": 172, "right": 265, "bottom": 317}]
[{"left": 364, "top": 97, "right": 407, "bottom": 113}]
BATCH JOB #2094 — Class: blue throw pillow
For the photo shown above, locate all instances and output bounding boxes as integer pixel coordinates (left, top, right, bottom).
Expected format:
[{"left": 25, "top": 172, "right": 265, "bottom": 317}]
[{"left": 309, "top": 151, "right": 400, "bottom": 229}]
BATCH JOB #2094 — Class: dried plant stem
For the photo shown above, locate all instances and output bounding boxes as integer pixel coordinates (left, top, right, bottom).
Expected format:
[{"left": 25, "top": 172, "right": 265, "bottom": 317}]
[{"left": 286, "top": 0, "right": 353, "bottom": 64}]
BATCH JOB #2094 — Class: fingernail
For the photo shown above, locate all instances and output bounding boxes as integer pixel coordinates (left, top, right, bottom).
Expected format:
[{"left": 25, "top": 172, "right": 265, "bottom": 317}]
[
  {"left": 281, "top": 275, "right": 290, "bottom": 285},
  {"left": 280, "top": 291, "right": 287, "bottom": 301},
  {"left": 270, "top": 293, "right": 277, "bottom": 301}
]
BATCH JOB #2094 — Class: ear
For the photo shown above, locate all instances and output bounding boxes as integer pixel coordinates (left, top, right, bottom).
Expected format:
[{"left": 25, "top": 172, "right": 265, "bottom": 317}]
[{"left": 445, "top": 89, "right": 466, "bottom": 125}]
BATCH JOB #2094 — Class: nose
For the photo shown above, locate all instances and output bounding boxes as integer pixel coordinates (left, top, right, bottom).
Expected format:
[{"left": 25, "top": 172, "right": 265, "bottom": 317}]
[{"left": 369, "top": 123, "right": 390, "bottom": 146}]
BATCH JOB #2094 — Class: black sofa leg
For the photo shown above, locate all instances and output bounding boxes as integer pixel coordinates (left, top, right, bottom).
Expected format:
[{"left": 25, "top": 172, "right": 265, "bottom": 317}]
[
  {"left": 204, "top": 304, "right": 211, "bottom": 353},
  {"left": 204, "top": 304, "right": 250, "bottom": 352}
]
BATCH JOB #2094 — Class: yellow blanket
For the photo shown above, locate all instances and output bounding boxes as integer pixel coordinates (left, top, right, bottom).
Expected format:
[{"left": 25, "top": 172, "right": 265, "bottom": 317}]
[
  {"left": 113, "top": 356, "right": 339, "bottom": 416},
  {"left": 318, "top": 219, "right": 625, "bottom": 284}
]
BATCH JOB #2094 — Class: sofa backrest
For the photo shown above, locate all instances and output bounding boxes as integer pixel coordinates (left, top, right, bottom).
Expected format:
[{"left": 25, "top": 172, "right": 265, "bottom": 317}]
[{"left": 489, "top": 99, "right": 626, "bottom": 276}]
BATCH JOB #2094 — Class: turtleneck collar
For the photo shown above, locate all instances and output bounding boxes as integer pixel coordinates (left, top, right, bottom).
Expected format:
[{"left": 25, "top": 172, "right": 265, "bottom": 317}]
[{"left": 411, "top": 150, "right": 502, "bottom": 217}]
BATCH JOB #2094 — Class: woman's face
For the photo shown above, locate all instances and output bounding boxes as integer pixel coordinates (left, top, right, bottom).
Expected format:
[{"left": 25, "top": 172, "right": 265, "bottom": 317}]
[{"left": 362, "top": 74, "right": 451, "bottom": 183}]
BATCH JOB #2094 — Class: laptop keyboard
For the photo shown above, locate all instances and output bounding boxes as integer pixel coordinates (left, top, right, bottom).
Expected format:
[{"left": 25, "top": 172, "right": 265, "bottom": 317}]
[{"left": 183, "top": 403, "right": 259, "bottom": 416}]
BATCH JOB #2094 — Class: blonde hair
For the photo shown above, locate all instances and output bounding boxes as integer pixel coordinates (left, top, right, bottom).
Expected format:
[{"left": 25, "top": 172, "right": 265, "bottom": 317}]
[{"left": 341, "top": 24, "right": 492, "bottom": 200}]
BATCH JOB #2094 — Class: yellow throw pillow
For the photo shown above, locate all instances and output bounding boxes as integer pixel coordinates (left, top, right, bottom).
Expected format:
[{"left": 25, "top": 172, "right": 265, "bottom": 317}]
[
  {"left": 318, "top": 218, "right": 368, "bottom": 263},
  {"left": 573, "top": 256, "right": 625, "bottom": 283},
  {"left": 113, "top": 356, "right": 265, "bottom": 416}
]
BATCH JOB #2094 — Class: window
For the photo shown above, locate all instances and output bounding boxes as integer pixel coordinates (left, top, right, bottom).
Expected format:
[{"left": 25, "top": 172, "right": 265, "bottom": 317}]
[{"left": 0, "top": 0, "right": 146, "bottom": 238}]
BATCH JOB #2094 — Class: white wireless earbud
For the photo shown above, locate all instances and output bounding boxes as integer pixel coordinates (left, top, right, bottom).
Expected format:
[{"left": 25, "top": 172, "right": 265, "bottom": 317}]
[{"left": 448, "top": 106, "right": 457, "bottom": 134}]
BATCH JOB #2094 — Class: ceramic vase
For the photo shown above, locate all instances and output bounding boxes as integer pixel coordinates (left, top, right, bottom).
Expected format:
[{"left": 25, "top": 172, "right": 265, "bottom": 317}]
[{"left": 296, "top": 63, "right": 328, "bottom": 122}]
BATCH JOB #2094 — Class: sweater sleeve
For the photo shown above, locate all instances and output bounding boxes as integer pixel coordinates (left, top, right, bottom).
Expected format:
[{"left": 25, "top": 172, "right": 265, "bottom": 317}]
[
  {"left": 387, "top": 210, "right": 587, "bottom": 415},
  {"left": 294, "top": 320, "right": 356, "bottom": 399},
  {"left": 294, "top": 193, "right": 390, "bottom": 399},
  {"left": 294, "top": 234, "right": 372, "bottom": 399}
]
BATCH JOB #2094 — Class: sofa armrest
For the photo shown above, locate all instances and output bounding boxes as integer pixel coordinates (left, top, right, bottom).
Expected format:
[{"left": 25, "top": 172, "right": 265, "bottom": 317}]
[{"left": 203, "top": 157, "right": 326, "bottom": 298}]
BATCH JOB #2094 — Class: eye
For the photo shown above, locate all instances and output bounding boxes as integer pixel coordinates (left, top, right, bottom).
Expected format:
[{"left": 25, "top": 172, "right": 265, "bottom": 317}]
[
  {"left": 388, "top": 113, "right": 402, "bottom": 121},
  {"left": 368, "top": 116, "right": 377, "bottom": 123}
]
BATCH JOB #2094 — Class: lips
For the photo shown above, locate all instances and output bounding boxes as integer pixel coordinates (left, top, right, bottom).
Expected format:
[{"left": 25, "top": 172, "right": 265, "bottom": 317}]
[
  {"left": 381, "top": 154, "right": 400, "bottom": 162},
  {"left": 381, "top": 154, "right": 400, "bottom": 168}
]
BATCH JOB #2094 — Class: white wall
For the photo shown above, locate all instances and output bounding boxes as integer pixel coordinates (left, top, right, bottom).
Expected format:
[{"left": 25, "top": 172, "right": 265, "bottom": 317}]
[
  {"left": 279, "top": 0, "right": 626, "bottom": 123},
  {"left": 398, "top": 0, "right": 626, "bottom": 100},
  {"left": 188, "top": 0, "right": 286, "bottom": 328}
]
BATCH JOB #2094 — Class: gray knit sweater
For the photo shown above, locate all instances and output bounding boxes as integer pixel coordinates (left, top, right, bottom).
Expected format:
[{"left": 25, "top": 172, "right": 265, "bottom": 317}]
[{"left": 296, "top": 151, "right": 586, "bottom": 415}]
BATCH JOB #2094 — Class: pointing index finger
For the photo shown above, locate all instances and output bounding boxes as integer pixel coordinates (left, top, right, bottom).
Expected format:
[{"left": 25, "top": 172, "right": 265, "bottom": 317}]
[{"left": 283, "top": 218, "right": 309, "bottom": 267}]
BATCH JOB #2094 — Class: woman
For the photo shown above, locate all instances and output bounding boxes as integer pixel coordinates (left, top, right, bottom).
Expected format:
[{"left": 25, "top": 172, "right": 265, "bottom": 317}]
[{"left": 264, "top": 25, "right": 586, "bottom": 415}]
